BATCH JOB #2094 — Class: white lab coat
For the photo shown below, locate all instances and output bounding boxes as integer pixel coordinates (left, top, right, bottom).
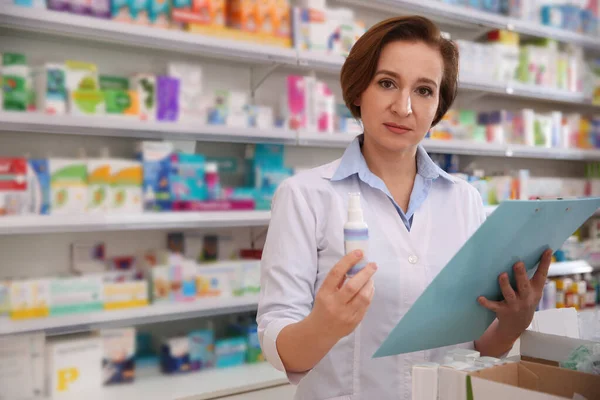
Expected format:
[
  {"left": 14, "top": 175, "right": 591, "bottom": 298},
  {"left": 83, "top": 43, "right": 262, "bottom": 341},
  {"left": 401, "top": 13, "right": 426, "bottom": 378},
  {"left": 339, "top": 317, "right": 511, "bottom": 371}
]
[{"left": 257, "top": 156, "right": 486, "bottom": 400}]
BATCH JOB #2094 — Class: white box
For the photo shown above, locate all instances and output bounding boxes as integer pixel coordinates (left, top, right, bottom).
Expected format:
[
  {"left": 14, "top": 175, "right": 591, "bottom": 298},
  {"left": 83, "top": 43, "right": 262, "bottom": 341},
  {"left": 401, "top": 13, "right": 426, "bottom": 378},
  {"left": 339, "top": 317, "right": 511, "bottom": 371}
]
[
  {"left": 46, "top": 335, "right": 103, "bottom": 399},
  {"left": 130, "top": 74, "right": 156, "bottom": 121},
  {"left": 167, "top": 62, "right": 204, "bottom": 122},
  {"left": 0, "top": 333, "right": 45, "bottom": 400},
  {"left": 49, "top": 158, "right": 88, "bottom": 215},
  {"left": 34, "top": 63, "right": 67, "bottom": 115},
  {"left": 435, "top": 330, "right": 600, "bottom": 400},
  {"left": 9, "top": 279, "right": 51, "bottom": 319}
]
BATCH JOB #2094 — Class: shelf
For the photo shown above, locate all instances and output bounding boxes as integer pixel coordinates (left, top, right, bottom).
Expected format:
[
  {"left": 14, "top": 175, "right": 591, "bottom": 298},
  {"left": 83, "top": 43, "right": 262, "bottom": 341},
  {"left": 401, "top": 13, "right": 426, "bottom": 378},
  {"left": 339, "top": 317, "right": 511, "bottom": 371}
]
[
  {"left": 297, "top": 132, "right": 600, "bottom": 161},
  {"left": 459, "top": 78, "right": 597, "bottom": 111},
  {"left": 39, "top": 363, "right": 287, "bottom": 400},
  {"left": 338, "top": 0, "right": 600, "bottom": 52},
  {"left": 4, "top": 112, "right": 600, "bottom": 161},
  {"left": 0, "top": 211, "right": 271, "bottom": 235},
  {"left": 548, "top": 260, "right": 593, "bottom": 277},
  {"left": 296, "top": 131, "right": 356, "bottom": 147},
  {"left": 296, "top": 50, "right": 347, "bottom": 73},
  {"left": 0, "top": 112, "right": 296, "bottom": 144},
  {"left": 0, "top": 6, "right": 298, "bottom": 66},
  {"left": 423, "top": 140, "right": 600, "bottom": 160},
  {"left": 1, "top": 8, "right": 599, "bottom": 111},
  {"left": 0, "top": 295, "right": 259, "bottom": 336}
]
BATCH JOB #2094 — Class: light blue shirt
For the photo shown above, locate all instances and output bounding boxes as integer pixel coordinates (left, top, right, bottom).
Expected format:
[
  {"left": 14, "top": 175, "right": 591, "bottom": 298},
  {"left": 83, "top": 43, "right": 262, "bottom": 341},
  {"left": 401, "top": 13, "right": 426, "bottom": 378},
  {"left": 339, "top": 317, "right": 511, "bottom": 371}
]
[{"left": 331, "top": 134, "right": 456, "bottom": 231}]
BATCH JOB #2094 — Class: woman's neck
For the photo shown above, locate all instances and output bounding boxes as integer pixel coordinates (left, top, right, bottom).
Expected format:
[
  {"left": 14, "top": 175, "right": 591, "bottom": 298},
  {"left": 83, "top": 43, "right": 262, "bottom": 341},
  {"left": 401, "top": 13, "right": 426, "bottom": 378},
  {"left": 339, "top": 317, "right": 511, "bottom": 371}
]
[{"left": 361, "top": 135, "right": 418, "bottom": 186}]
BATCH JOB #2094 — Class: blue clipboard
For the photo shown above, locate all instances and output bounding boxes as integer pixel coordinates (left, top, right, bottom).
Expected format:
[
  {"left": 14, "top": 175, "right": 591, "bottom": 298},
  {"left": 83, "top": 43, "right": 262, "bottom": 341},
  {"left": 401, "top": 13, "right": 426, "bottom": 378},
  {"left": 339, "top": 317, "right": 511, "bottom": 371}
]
[{"left": 374, "top": 198, "right": 600, "bottom": 358}]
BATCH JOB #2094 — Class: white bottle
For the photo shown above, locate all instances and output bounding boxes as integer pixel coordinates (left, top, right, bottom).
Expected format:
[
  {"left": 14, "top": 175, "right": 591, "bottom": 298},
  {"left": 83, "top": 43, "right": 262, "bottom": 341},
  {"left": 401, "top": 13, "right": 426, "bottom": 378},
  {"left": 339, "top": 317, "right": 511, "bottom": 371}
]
[{"left": 345, "top": 193, "right": 369, "bottom": 277}]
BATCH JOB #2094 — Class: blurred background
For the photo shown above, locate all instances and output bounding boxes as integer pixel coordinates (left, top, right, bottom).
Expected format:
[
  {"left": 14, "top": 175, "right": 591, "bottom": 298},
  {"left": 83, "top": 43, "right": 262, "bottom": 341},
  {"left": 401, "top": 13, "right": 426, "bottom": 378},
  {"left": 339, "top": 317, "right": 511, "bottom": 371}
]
[{"left": 0, "top": 0, "right": 599, "bottom": 399}]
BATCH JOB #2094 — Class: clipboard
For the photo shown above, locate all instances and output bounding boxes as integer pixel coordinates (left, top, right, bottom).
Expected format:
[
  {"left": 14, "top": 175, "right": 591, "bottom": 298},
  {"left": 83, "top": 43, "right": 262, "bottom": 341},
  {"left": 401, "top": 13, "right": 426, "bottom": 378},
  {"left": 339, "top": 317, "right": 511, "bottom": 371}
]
[{"left": 374, "top": 198, "right": 600, "bottom": 358}]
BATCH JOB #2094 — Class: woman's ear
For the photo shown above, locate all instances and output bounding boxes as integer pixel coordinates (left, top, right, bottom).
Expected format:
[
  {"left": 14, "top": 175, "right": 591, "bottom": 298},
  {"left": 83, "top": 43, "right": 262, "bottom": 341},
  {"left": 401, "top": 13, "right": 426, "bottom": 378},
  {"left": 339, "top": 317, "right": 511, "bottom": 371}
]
[{"left": 353, "top": 95, "right": 361, "bottom": 107}]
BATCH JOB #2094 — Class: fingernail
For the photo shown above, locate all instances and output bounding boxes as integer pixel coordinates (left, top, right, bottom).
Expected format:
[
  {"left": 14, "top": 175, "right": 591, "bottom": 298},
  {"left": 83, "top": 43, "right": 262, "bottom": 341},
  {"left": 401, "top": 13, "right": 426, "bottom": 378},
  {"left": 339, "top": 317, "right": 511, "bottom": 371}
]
[
  {"left": 370, "top": 263, "right": 378, "bottom": 271},
  {"left": 353, "top": 250, "right": 363, "bottom": 258}
]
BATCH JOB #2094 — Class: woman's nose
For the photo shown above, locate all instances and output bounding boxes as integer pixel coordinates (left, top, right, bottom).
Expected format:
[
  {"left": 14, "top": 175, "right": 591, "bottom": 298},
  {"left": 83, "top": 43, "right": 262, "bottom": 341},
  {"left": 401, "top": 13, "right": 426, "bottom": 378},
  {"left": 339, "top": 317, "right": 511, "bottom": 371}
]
[{"left": 390, "top": 91, "right": 412, "bottom": 116}]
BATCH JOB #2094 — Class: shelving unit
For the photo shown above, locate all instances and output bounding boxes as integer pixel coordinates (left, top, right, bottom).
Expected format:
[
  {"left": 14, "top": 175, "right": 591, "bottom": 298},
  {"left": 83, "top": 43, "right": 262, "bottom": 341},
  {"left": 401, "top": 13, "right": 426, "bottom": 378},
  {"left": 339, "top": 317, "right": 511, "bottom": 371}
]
[
  {"left": 0, "top": 112, "right": 296, "bottom": 144},
  {"left": 1, "top": 7, "right": 598, "bottom": 110},
  {"left": 338, "top": 0, "right": 600, "bottom": 52},
  {"left": 5, "top": 112, "right": 600, "bottom": 161},
  {"left": 0, "top": 6, "right": 298, "bottom": 66},
  {"left": 548, "top": 260, "right": 594, "bottom": 277},
  {"left": 0, "top": 295, "right": 259, "bottom": 336},
  {"left": 40, "top": 363, "right": 287, "bottom": 400},
  {"left": 0, "top": 211, "right": 271, "bottom": 235}
]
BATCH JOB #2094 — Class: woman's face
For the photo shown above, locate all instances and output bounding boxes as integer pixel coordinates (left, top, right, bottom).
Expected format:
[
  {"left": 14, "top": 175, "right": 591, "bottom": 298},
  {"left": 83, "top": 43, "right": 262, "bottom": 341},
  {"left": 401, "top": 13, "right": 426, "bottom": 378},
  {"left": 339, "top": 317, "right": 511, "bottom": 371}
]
[{"left": 355, "top": 40, "right": 444, "bottom": 153}]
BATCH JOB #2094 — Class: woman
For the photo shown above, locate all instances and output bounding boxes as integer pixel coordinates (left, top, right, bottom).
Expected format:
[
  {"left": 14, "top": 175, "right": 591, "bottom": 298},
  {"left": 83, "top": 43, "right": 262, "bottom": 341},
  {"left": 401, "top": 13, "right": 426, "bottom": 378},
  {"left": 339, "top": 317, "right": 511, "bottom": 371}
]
[{"left": 257, "top": 15, "right": 551, "bottom": 399}]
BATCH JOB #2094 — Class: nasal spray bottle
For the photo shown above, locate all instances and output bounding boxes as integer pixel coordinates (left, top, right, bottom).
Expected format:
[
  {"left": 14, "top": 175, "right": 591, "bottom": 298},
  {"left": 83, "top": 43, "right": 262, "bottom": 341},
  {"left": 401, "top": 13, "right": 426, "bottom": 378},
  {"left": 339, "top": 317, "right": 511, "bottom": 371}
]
[{"left": 345, "top": 193, "right": 369, "bottom": 277}]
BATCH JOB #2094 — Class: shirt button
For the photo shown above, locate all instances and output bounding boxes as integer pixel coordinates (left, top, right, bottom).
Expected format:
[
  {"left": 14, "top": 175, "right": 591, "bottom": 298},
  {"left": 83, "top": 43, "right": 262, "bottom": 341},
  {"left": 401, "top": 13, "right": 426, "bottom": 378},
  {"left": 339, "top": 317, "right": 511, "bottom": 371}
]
[{"left": 408, "top": 255, "right": 418, "bottom": 264}]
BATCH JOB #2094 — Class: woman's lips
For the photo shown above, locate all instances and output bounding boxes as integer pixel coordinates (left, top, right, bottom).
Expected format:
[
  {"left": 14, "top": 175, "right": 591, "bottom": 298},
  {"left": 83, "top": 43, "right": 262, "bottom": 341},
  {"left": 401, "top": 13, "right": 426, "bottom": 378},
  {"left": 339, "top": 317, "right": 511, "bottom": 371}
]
[{"left": 383, "top": 123, "right": 412, "bottom": 135}]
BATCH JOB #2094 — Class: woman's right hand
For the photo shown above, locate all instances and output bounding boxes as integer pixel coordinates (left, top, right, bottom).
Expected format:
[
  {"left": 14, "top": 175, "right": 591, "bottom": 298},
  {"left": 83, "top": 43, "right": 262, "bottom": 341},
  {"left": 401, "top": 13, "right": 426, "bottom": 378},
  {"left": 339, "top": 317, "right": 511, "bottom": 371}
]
[{"left": 308, "top": 250, "right": 378, "bottom": 342}]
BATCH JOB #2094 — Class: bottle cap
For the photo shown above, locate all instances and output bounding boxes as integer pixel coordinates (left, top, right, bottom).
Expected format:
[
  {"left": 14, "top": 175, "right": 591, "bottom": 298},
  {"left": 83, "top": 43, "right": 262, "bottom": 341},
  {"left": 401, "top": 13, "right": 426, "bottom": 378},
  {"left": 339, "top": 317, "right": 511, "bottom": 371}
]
[
  {"left": 348, "top": 192, "right": 364, "bottom": 223},
  {"left": 205, "top": 162, "right": 218, "bottom": 173}
]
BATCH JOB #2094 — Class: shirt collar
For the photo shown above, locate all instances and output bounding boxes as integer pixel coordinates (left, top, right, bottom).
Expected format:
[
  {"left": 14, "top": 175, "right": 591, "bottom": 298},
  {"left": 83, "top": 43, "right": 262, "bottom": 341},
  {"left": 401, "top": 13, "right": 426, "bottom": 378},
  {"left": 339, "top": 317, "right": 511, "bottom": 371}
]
[{"left": 330, "top": 134, "right": 457, "bottom": 183}]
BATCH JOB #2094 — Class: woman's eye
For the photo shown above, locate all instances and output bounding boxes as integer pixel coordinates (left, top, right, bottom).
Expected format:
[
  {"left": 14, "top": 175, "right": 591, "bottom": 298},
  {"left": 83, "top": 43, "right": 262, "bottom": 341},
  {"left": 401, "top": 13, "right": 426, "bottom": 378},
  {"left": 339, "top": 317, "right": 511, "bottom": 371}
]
[
  {"left": 416, "top": 87, "right": 434, "bottom": 97},
  {"left": 378, "top": 79, "right": 395, "bottom": 89}
]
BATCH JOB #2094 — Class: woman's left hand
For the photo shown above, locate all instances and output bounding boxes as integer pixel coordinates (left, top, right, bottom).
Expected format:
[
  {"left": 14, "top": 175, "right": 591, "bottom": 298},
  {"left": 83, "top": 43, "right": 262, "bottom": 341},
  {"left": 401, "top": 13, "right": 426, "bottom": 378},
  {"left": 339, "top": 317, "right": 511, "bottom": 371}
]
[{"left": 477, "top": 249, "right": 553, "bottom": 340}]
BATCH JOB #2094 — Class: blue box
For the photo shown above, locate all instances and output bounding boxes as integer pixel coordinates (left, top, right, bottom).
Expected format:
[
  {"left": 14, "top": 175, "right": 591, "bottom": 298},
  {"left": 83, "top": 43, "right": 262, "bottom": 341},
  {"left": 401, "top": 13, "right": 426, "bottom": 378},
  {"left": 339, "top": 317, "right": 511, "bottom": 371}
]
[
  {"left": 29, "top": 159, "right": 50, "bottom": 215},
  {"left": 138, "top": 142, "right": 173, "bottom": 211},
  {"left": 189, "top": 329, "right": 214, "bottom": 370},
  {"left": 255, "top": 166, "right": 294, "bottom": 210},
  {"left": 170, "top": 153, "right": 206, "bottom": 202},
  {"left": 215, "top": 337, "right": 247, "bottom": 368}
]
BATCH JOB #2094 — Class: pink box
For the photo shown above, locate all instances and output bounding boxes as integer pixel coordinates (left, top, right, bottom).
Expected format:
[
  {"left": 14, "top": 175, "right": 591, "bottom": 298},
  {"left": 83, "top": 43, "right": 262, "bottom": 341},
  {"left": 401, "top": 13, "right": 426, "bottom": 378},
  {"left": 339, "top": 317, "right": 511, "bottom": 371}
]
[
  {"left": 172, "top": 199, "right": 255, "bottom": 211},
  {"left": 287, "top": 75, "right": 306, "bottom": 130}
]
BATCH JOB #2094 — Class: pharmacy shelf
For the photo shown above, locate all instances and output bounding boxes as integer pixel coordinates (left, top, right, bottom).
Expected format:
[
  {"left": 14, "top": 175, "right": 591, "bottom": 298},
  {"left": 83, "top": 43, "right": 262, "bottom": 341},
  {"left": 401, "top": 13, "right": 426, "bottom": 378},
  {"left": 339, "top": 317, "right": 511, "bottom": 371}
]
[
  {"left": 296, "top": 50, "right": 347, "bottom": 73},
  {"left": 5, "top": 112, "right": 600, "bottom": 161},
  {"left": 0, "top": 112, "right": 296, "bottom": 144},
  {"left": 106, "top": 363, "right": 287, "bottom": 400},
  {"left": 39, "top": 363, "right": 287, "bottom": 400},
  {"left": 424, "top": 140, "right": 600, "bottom": 160},
  {"left": 0, "top": 6, "right": 298, "bottom": 66},
  {"left": 2, "top": 6, "right": 599, "bottom": 110},
  {"left": 459, "top": 78, "right": 597, "bottom": 110},
  {"left": 296, "top": 131, "right": 357, "bottom": 147},
  {"left": 548, "top": 260, "right": 594, "bottom": 277},
  {"left": 0, "top": 211, "right": 271, "bottom": 235},
  {"left": 297, "top": 132, "right": 600, "bottom": 161},
  {"left": 338, "top": 0, "right": 600, "bottom": 52},
  {"left": 0, "top": 295, "right": 259, "bottom": 336}
]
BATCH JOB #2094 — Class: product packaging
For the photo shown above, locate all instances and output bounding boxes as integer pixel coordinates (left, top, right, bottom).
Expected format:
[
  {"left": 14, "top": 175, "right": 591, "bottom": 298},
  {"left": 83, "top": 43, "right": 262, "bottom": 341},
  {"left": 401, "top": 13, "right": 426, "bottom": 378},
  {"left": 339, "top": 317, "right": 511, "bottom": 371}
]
[
  {"left": 49, "top": 158, "right": 88, "bottom": 215},
  {"left": 101, "top": 328, "right": 136, "bottom": 385},
  {"left": 46, "top": 334, "right": 103, "bottom": 398},
  {"left": 138, "top": 141, "right": 173, "bottom": 211}
]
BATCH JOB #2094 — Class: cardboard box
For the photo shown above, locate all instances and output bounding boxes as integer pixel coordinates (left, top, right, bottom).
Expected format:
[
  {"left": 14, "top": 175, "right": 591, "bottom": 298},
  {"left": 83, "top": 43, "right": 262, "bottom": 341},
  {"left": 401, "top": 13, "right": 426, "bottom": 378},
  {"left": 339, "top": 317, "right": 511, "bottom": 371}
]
[
  {"left": 434, "top": 331, "right": 600, "bottom": 400},
  {"left": 467, "top": 360, "right": 600, "bottom": 400}
]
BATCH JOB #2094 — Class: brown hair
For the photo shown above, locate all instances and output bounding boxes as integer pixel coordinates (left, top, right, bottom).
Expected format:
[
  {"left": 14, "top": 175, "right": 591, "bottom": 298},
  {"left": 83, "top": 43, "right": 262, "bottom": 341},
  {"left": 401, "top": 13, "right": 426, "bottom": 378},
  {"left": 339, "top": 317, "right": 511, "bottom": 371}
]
[{"left": 340, "top": 15, "right": 459, "bottom": 127}]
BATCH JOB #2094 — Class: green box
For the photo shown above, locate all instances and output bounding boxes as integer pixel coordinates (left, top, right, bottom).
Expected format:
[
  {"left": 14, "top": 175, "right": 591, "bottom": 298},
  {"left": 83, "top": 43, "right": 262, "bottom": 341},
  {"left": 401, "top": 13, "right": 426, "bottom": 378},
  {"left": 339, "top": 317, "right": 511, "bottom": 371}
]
[{"left": 100, "top": 75, "right": 129, "bottom": 90}]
